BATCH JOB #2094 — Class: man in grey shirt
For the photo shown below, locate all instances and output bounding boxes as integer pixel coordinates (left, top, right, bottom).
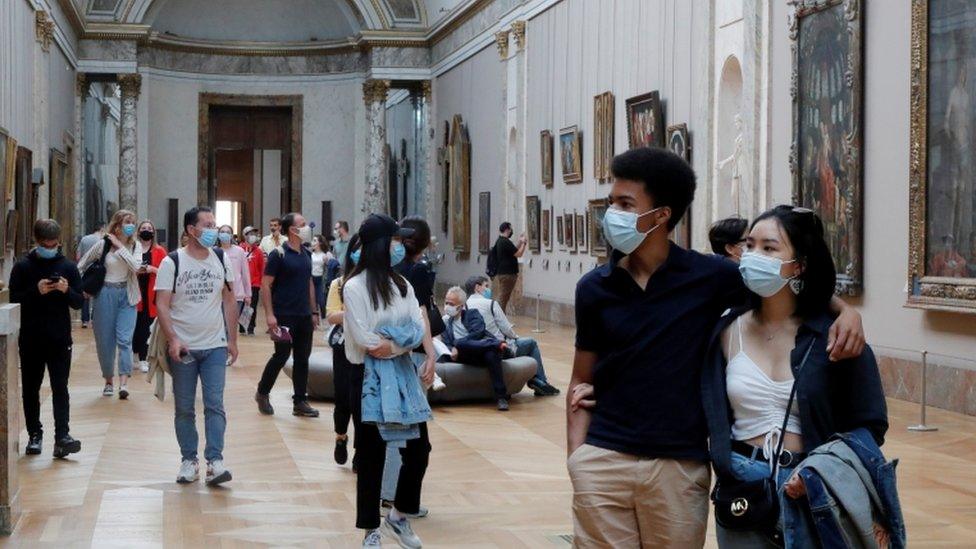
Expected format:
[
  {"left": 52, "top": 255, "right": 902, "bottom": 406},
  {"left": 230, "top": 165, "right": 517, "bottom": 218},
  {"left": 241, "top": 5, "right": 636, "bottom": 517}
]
[
  {"left": 332, "top": 220, "right": 350, "bottom": 268},
  {"left": 75, "top": 223, "right": 105, "bottom": 328}
]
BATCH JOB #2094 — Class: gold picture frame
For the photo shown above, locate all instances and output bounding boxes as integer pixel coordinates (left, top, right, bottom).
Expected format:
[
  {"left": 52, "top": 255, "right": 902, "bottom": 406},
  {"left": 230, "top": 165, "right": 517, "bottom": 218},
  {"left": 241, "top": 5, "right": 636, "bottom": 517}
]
[
  {"left": 559, "top": 125, "right": 583, "bottom": 184},
  {"left": 593, "top": 91, "right": 615, "bottom": 181},
  {"left": 449, "top": 114, "right": 471, "bottom": 254},
  {"left": 540, "top": 130, "right": 553, "bottom": 187},
  {"left": 907, "top": 0, "right": 976, "bottom": 313}
]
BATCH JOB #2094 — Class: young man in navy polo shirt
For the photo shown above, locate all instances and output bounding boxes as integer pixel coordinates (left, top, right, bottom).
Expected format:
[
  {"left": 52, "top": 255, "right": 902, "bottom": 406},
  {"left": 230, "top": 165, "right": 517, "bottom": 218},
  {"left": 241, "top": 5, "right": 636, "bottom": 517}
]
[
  {"left": 566, "top": 148, "right": 865, "bottom": 547},
  {"left": 255, "top": 212, "right": 321, "bottom": 418}
]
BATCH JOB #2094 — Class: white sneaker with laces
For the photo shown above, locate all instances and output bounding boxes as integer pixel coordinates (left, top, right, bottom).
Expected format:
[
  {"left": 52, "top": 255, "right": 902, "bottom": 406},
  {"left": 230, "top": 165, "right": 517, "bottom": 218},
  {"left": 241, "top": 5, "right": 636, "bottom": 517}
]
[
  {"left": 362, "top": 529, "right": 383, "bottom": 547},
  {"left": 381, "top": 516, "right": 422, "bottom": 549},
  {"left": 206, "top": 459, "right": 232, "bottom": 486},
  {"left": 176, "top": 460, "right": 199, "bottom": 483},
  {"left": 139, "top": 360, "right": 149, "bottom": 373},
  {"left": 102, "top": 384, "right": 113, "bottom": 397}
]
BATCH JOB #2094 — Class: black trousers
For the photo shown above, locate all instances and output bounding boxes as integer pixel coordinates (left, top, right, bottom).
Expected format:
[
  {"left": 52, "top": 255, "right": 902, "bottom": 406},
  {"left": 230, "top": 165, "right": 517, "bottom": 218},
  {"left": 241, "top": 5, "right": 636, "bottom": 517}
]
[
  {"left": 352, "top": 364, "right": 430, "bottom": 530},
  {"left": 20, "top": 340, "right": 72, "bottom": 439},
  {"left": 456, "top": 347, "right": 507, "bottom": 398},
  {"left": 133, "top": 306, "right": 152, "bottom": 361},
  {"left": 246, "top": 287, "right": 260, "bottom": 333},
  {"left": 257, "top": 315, "right": 313, "bottom": 403},
  {"left": 332, "top": 340, "right": 353, "bottom": 435}
]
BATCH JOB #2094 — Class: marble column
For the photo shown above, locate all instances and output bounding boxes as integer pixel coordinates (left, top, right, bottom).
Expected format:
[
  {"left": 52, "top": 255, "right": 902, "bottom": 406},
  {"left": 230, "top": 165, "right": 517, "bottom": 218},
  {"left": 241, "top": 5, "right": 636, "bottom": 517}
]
[
  {"left": 362, "top": 79, "right": 390, "bottom": 216},
  {"left": 74, "top": 74, "right": 90, "bottom": 235},
  {"left": 0, "top": 304, "right": 21, "bottom": 535},
  {"left": 34, "top": 11, "right": 53, "bottom": 219},
  {"left": 117, "top": 73, "right": 141, "bottom": 213},
  {"left": 420, "top": 81, "right": 435, "bottom": 224}
]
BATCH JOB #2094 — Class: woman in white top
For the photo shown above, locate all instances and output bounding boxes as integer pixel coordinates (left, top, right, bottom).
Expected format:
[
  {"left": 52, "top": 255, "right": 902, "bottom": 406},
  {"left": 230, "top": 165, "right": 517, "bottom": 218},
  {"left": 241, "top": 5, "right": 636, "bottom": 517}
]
[
  {"left": 217, "top": 225, "right": 252, "bottom": 312},
  {"left": 342, "top": 214, "right": 435, "bottom": 548},
  {"left": 311, "top": 234, "right": 329, "bottom": 319},
  {"left": 79, "top": 209, "right": 142, "bottom": 399}
]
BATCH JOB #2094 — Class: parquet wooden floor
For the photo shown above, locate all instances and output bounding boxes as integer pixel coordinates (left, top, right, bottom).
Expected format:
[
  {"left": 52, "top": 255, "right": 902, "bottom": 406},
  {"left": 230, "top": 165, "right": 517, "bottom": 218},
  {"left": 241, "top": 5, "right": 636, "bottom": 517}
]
[{"left": 2, "top": 317, "right": 975, "bottom": 547}]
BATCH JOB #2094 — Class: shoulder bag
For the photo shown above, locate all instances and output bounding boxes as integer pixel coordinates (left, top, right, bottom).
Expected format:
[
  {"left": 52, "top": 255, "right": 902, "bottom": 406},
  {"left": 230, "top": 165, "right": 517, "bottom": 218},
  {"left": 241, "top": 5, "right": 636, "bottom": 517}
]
[{"left": 80, "top": 237, "right": 112, "bottom": 296}]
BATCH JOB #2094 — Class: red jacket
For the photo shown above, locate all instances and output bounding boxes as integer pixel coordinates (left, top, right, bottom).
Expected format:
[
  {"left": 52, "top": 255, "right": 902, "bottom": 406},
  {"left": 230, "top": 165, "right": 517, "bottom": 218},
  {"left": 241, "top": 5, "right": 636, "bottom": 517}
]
[
  {"left": 242, "top": 243, "right": 265, "bottom": 288},
  {"left": 136, "top": 243, "right": 168, "bottom": 318}
]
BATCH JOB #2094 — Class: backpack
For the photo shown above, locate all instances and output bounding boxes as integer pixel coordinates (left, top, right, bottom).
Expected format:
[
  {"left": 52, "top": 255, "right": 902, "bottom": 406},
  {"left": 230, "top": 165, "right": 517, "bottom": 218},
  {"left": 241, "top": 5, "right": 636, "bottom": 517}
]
[{"left": 486, "top": 242, "right": 498, "bottom": 278}]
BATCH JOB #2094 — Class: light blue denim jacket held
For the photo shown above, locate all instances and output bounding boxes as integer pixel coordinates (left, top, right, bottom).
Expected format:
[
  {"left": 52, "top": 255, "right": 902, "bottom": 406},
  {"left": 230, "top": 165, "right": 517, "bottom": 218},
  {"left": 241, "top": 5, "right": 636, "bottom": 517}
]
[{"left": 361, "top": 322, "right": 432, "bottom": 447}]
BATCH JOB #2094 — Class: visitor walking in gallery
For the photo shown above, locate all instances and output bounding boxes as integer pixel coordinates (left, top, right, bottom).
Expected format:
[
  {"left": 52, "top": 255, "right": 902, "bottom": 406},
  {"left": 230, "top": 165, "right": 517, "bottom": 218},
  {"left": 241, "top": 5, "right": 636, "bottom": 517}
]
[
  {"left": 240, "top": 226, "right": 265, "bottom": 335},
  {"left": 132, "top": 220, "right": 167, "bottom": 374},
  {"left": 487, "top": 221, "right": 526, "bottom": 312},
  {"left": 217, "top": 224, "right": 252, "bottom": 323},
  {"left": 260, "top": 217, "right": 284, "bottom": 255},
  {"left": 326, "top": 234, "right": 362, "bottom": 468}
]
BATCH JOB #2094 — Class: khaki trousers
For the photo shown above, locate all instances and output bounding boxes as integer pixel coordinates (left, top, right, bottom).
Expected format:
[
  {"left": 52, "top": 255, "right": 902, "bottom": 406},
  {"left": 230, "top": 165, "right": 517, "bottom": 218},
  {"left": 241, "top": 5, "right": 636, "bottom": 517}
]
[
  {"left": 493, "top": 274, "right": 518, "bottom": 312},
  {"left": 568, "top": 444, "right": 711, "bottom": 549}
]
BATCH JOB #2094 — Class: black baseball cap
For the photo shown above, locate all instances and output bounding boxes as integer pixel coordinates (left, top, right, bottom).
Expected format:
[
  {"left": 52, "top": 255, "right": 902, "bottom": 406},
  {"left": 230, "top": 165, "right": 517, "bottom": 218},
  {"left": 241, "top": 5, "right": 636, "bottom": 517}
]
[{"left": 358, "top": 214, "right": 415, "bottom": 245}]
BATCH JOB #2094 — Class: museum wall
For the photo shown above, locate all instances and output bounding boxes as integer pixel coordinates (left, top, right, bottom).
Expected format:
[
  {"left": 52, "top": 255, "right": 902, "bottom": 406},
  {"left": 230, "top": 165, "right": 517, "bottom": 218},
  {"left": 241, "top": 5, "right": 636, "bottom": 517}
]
[
  {"left": 141, "top": 74, "right": 363, "bottom": 238},
  {"left": 47, "top": 49, "right": 75, "bottom": 152},
  {"left": 0, "top": 0, "right": 36, "bottom": 146}
]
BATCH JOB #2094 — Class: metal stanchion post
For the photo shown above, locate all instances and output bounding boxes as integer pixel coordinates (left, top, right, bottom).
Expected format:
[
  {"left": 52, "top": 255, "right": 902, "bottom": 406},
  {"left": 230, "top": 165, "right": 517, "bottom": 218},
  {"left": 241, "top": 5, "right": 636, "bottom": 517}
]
[
  {"left": 908, "top": 350, "right": 938, "bottom": 432},
  {"left": 531, "top": 293, "right": 546, "bottom": 334}
]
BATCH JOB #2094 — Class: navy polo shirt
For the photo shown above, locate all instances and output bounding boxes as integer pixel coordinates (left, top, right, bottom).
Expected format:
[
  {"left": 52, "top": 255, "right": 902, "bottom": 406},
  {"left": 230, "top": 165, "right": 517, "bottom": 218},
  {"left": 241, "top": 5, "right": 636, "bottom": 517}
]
[
  {"left": 575, "top": 242, "right": 747, "bottom": 460},
  {"left": 265, "top": 243, "right": 312, "bottom": 317}
]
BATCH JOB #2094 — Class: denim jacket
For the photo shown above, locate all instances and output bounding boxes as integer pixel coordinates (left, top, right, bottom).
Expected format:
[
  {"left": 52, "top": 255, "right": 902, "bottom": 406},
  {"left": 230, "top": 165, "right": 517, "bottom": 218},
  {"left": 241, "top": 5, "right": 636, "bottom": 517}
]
[{"left": 361, "top": 322, "right": 432, "bottom": 447}]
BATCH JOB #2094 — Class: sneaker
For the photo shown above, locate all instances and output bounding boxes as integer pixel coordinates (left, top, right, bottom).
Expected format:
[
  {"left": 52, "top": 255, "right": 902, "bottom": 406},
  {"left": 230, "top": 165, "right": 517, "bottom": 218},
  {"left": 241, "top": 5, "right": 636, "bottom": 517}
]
[
  {"left": 206, "top": 459, "right": 232, "bottom": 486},
  {"left": 335, "top": 437, "right": 349, "bottom": 465},
  {"left": 102, "top": 384, "right": 113, "bottom": 397},
  {"left": 176, "top": 459, "right": 199, "bottom": 484},
  {"left": 26, "top": 433, "right": 42, "bottom": 455},
  {"left": 497, "top": 398, "right": 510, "bottom": 411},
  {"left": 139, "top": 361, "right": 149, "bottom": 373},
  {"left": 431, "top": 374, "right": 447, "bottom": 392},
  {"left": 381, "top": 515, "right": 422, "bottom": 549},
  {"left": 255, "top": 392, "right": 274, "bottom": 415},
  {"left": 293, "top": 400, "right": 320, "bottom": 418},
  {"left": 53, "top": 435, "right": 81, "bottom": 458},
  {"left": 119, "top": 383, "right": 129, "bottom": 400},
  {"left": 362, "top": 529, "right": 383, "bottom": 547},
  {"left": 81, "top": 322, "right": 88, "bottom": 329}
]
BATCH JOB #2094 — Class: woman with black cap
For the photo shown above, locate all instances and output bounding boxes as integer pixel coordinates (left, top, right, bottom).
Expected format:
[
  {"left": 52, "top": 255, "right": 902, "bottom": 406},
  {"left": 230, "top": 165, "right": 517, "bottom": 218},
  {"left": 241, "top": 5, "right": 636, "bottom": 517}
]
[{"left": 342, "top": 214, "right": 437, "bottom": 548}]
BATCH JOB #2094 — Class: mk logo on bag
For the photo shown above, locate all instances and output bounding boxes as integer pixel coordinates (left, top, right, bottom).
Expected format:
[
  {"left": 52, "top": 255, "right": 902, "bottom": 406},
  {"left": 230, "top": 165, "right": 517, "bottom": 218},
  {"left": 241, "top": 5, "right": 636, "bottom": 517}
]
[{"left": 730, "top": 498, "right": 749, "bottom": 517}]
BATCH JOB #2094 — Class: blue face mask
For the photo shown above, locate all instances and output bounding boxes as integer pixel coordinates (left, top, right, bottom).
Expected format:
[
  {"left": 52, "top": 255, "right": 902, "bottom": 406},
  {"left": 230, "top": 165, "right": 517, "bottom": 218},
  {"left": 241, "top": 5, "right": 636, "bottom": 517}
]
[
  {"left": 122, "top": 224, "right": 137, "bottom": 237},
  {"left": 482, "top": 288, "right": 493, "bottom": 299},
  {"left": 738, "top": 251, "right": 797, "bottom": 297},
  {"left": 197, "top": 228, "right": 219, "bottom": 248},
  {"left": 602, "top": 207, "right": 663, "bottom": 255},
  {"left": 218, "top": 232, "right": 232, "bottom": 244},
  {"left": 35, "top": 246, "right": 58, "bottom": 259},
  {"left": 350, "top": 249, "right": 360, "bottom": 265},
  {"left": 390, "top": 242, "right": 406, "bottom": 267}
]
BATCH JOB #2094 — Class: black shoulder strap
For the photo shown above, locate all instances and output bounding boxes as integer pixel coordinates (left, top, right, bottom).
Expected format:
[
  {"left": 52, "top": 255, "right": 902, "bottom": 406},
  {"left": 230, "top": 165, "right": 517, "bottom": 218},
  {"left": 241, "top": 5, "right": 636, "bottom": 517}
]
[
  {"left": 770, "top": 340, "right": 815, "bottom": 479},
  {"left": 212, "top": 247, "right": 231, "bottom": 291},
  {"left": 99, "top": 237, "right": 112, "bottom": 262},
  {"left": 168, "top": 250, "right": 180, "bottom": 292}
]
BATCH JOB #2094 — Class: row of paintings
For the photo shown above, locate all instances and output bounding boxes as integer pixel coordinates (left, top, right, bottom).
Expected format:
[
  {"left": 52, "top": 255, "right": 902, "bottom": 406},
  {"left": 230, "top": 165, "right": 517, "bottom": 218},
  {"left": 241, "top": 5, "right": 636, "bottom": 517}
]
[{"left": 523, "top": 196, "right": 609, "bottom": 257}]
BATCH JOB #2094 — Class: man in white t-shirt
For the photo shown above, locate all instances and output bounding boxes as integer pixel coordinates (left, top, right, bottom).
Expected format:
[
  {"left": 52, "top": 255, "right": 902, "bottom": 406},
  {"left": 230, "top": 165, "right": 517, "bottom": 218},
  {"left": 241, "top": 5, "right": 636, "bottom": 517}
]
[{"left": 155, "top": 206, "right": 239, "bottom": 487}]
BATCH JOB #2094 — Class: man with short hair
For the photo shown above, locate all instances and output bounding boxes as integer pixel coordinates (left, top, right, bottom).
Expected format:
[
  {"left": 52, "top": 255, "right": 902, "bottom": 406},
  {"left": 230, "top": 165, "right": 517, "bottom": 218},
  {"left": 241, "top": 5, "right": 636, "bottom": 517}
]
[
  {"left": 567, "top": 148, "right": 865, "bottom": 547},
  {"left": 441, "top": 287, "right": 510, "bottom": 411},
  {"left": 708, "top": 216, "right": 749, "bottom": 262},
  {"left": 333, "top": 220, "right": 351, "bottom": 267},
  {"left": 464, "top": 275, "right": 559, "bottom": 396},
  {"left": 240, "top": 226, "right": 265, "bottom": 336},
  {"left": 259, "top": 217, "right": 284, "bottom": 255},
  {"left": 76, "top": 222, "right": 105, "bottom": 328},
  {"left": 10, "top": 219, "right": 84, "bottom": 458},
  {"left": 155, "top": 206, "right": 239, "bottom": 486},
  {"left": 488, "top": 222, "right": 526, "bottom": 312},
  {"left": 255, "top": 212, "right": 320, "bottom": 418}
]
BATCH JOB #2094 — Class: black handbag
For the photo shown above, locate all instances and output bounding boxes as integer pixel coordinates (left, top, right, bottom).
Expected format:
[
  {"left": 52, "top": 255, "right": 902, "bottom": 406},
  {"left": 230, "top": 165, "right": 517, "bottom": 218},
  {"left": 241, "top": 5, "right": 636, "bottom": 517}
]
[
  {"left": 711, "top": 341, "right": 814, "bottom": 536},
  {"left": 80, "top": 237, "right": 112, "bottom": 296}
]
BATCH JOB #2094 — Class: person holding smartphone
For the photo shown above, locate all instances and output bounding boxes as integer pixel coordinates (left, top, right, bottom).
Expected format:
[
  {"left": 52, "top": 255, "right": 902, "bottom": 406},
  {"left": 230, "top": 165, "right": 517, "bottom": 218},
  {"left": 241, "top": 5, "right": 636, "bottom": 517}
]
[
  {"left": 9, "top": 219, "right": 84, "bottom": 458},
  {"left": 133, "top": 220, "right": 167, "bottom": 374}
]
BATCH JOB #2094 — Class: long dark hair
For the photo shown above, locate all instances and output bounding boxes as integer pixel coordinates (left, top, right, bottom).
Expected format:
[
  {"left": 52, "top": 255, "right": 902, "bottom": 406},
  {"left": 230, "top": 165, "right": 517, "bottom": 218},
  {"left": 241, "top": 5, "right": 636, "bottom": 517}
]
[
  {"left": 400, "top": 216, "right": 431, "bottom": 258},
  {"left": 750, "top": 205, "right": 836, "bottom": 319},
  {"left": 344, "top": 233, "right": 407, "bottom": 309}
]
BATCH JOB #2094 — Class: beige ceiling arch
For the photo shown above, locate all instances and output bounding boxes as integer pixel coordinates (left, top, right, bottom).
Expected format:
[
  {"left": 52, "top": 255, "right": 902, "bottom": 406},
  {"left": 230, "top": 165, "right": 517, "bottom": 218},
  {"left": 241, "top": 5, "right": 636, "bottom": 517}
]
[{"left": 120, "top": 0, "right": 388, "bottom": 29}]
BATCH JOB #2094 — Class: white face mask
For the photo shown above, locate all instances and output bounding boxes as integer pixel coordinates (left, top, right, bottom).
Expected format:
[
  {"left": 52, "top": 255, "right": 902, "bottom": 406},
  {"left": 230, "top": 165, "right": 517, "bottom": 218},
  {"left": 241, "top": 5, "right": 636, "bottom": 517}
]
[
  {"left": 602, "top": 207, "right": 664, "bottom": 255},
  {"left": 444, "top": 304, "right": 459, "bottom": 317},
  {"left": 296, "top": 226, "right": 312, "bottom": 244},
  {"left": 246, "top": 234, "right": 259, "bottom": 244},
  {"left": 738, "top": 251, "right": 798, "bottom": 297}
]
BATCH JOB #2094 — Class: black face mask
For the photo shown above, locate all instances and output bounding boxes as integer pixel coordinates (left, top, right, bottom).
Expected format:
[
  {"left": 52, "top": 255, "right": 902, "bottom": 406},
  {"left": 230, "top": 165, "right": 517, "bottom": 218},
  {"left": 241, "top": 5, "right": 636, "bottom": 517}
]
[{"left": 139, "top": 230, "right": 155, "bottom": 241}]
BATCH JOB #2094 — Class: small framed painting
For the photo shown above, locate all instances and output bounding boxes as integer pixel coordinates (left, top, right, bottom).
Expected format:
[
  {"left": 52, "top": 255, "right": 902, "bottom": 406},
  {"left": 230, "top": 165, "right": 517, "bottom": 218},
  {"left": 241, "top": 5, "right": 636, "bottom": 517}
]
[
  {"left": 559, "top": 125, "right": 583, "bottom": 184},
  {"left": 542, "top": 207, "right": 552, "bottom": 251},
  {"left": 556, "top": 215, "right": 565, "bottom": 248},
  {"left": 575, "top": 212, "right": 586, "bottom": 250},
  {"left": 564, "top": 210, "right": 576, "bottom": 253},
  {"left": 540, "top": 130, "right": 554, "bottom": 187},
  {"left": 667, "top": 123, "right": 690, "bottom": 161},
  {"left": 625, "top": 91, "right": 665, "bottom": 149},
  {"left": 478, "top": 191, "right": 491, "bottom": 254},
  {"left": 526, "top": 195, "right": 541, "bottom": 253},
  {"left": 587, "top": 198, "right": 608, "bottom": 257}
]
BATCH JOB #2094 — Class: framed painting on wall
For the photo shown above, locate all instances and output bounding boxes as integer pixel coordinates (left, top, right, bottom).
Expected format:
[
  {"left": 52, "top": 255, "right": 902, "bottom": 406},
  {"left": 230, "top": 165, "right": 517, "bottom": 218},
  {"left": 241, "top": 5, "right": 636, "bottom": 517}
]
[
  {"left": 790, "top": 0, "right": 864, "bottom": 296},
  {"left": 556, "top": 215, "right": 565, "bottom": 249},
  {"left": 563, "top": 210, "right": 576, "bottom": 253},
  {"left": 575, "top": 212, "right": 586, "bottom": 250},
  {"left": 449, "top": 115, "right": 472, "bottom": 254},
  {"left": 667, "top": 123, "right": 690, "bottom": 161},
  {"left": 526, "top": 195, "right": 541, "bottom": 253},
  {"left": 625, "top": 91, "right": 665, "bottom": 149},
  {"left": 478, "top": 191, "right": 491, "bottom": 254},
  {"left": 559, "top": 125, "right": 583, "bottom": 184},
  {"left": 907, "top": 0, "right": 976, "bottom": 313},
  {"left": 540, "top": 130, "right": 554, "bottom": 187},
  {"left": 542, "top": 207, "right": 552, "bottom": 251},
  {"left": 594, "top": 91, "right": 615, "bottom": 181},
  {"left": 587, "top": 199, "right": 608, "bottom": 257},
  {"left": 15, "top": 146, "right": 34, "bottom": 257},
  {"left": 3, "top": 210, "right": 17, "bottom": 252},
  {"left": 3, "top": 132, "right": 16, "bottom": 203}
]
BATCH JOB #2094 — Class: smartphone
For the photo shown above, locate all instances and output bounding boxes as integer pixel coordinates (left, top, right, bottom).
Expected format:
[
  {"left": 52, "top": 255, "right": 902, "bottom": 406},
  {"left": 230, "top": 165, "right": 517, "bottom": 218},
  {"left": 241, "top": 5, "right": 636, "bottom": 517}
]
[{"left": 47, "top": 274, "right": 61, "bottom": 283}]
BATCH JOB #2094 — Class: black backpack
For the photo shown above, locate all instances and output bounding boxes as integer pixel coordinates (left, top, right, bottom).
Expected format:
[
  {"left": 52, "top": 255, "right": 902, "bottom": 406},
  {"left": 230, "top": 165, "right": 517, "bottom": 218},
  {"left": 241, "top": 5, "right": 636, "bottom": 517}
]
[
  {"left": 486, "top": 242, "right": 498, "bottom": 278},
  {"left": 80, "top": 237, "right": 113, "bottom": 296}
]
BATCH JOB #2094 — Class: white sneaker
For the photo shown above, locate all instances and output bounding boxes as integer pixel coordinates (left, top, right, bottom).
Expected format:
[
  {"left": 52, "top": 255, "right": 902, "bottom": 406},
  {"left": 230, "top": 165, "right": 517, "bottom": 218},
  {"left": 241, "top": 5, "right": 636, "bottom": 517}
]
[
  {"left": 102, "top": 384, "right": 113, "bottom": 397},
  {"left": 176, "top": 460, "right": 199, "bottom": 483},
  {"left": 206, "top": 459, "right": 232, "bottom": 486},
  {"left": 381, "top": 516, "right": 422, "bottom": 549},
  {"left": 432, "top": 374, "right": 446, "bottom": 392},
  {"left": 118, "top": 383, "right": 129, "bottom": 400},
  {"left": 362, "top": 529, "right": 383, "bottom": 547},
  {"left": 139, "top": 361, "right": 149, "bottom": 373}
]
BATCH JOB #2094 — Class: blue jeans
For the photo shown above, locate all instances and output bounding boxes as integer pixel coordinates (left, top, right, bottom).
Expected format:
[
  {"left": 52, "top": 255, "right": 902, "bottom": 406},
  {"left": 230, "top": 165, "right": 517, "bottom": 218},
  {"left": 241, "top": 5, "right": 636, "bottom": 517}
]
[
  {"left": 716, "top": 452, "right": 796, "bottom": 548},
  {"left": 170, "top": 347, "right": 228, "bottom": 462},
  {"left": 92, "top": 285, "right": 136, "bottom": 378},
  {"left": 515, "top": 337, "right": 548, "bottom": 383},
  {"left": 81, "top": 297, "right": 91, "bottom": 324}
]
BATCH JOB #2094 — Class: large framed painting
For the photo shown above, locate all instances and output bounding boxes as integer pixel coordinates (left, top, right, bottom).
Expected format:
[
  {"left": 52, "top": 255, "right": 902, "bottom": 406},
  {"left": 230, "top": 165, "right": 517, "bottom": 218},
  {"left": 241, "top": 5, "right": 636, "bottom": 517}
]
[
  {"left": 559, "top": 125, "right": 583, "bottom": 184},
  {"left": 907, "top": 0, "right": 976, "bottom": 313},
  {"left": 542, "top": 207, "right": 552, "bottom": 251},
  {"left": 478, "top": 191, "right": 491, "bottom": 254},
  {"left": 526, "top": 195, "right": 541, "bottom": 253},
  {"left": 540, "top": 130, "right": 554, "bottom": 187},
  {"left": 667, "top": 123, "right": 690, "bottom": 162},
  {"left": 625, "top": 91, "right": 665, "bottom": 149},
  {"left": 790, "top": 0, "right": 864, "bottom": 296},
  {"left": 449, "top": 115, "right": 471, "bottom": 254},
  {"left": 587, "top": 199, "right": 608, "bottom": 257},
  {"left": 563, "top": 209, "right": 576, "bottom": 253},
  {"left": 594, "top": 92, "right": 615, "bottom": 181}
]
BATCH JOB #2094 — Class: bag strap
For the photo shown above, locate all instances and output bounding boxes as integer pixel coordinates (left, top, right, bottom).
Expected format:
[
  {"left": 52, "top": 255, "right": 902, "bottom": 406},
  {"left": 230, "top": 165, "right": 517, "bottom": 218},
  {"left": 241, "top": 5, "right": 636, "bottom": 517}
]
[
  {"left": 168, "top": 250, "right": 181, "bottom": 292},
  {"left": 769, "top": 339, "right": 815, "bottom": 480},
  {"left": 99, "top": 237, "right": 112, "bottom": 262}
]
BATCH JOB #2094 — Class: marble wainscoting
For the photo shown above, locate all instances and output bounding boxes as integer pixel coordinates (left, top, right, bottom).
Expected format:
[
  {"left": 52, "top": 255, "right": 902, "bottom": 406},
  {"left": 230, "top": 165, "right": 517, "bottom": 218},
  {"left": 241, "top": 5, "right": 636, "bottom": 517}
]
[
  {"left": 877, "top": 355, "right": 976, "bottom": 417},
  {"left": 138, "top": 48, "right": 367, "bottom": 75}
]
